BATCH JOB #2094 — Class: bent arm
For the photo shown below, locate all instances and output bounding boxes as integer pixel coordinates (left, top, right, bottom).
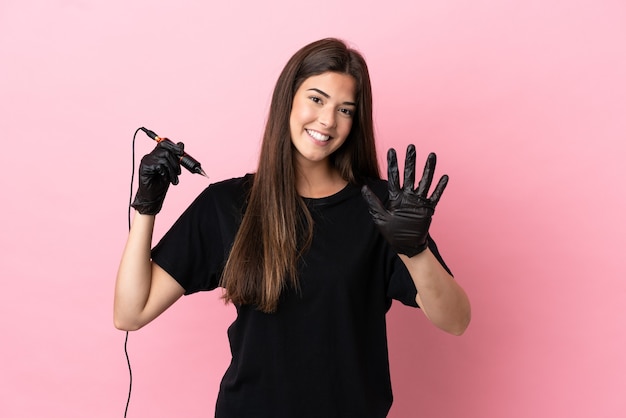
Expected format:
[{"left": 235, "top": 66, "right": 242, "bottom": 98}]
[
  {"left": 400, "top": 249, "right": 471, "bottom": 336},
  {"left": 114, "top": 213, "right": 185, "bottom": 331}
]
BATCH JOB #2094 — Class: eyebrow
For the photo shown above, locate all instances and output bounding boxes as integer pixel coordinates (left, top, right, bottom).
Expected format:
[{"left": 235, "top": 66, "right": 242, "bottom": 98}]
[{"left": 307, "top": 88, "right": 356, "bottom": 107}]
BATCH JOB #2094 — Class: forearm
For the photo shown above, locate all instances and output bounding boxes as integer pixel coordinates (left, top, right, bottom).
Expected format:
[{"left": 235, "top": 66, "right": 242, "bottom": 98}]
[
  {"left": 114, "top": 213, "right": 156, "bottom": 330},
  {"left": 400, "top": 249, "right": 471, "bottom": 335}
]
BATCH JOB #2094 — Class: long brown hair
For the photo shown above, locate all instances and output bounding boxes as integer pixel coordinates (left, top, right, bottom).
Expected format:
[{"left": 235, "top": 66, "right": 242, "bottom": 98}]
[{"left": 220, "top": 38, "right": 380, "bottom": 313}]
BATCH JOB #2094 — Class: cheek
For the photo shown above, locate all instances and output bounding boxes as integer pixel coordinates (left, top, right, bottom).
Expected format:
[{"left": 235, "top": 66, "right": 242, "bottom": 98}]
[
  {"left": 291, "top": 101, "right": 314, "bottom": 124},
  {"left": 288, "top": 106, "right": 300, "bottom": 136},
  {"left": 289, "top": 110, "right": 303, "bottom": 138},
  {"left": 338, "top": 119, "right": 354, "bottom": 138}
]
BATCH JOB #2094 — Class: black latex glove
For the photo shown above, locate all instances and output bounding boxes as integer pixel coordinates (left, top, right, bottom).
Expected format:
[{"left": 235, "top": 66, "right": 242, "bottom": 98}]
[
  {"left": 361, "top": 144, "right": 448, "bottom": 257},
  {"left": 131, "top": 139, "right": 185, "bottom": 215}
]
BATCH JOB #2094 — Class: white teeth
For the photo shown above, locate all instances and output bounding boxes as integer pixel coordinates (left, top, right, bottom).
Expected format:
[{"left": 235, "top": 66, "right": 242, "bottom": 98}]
[{"left": 306, "top": 129, "right": 330, "bottom": 142}]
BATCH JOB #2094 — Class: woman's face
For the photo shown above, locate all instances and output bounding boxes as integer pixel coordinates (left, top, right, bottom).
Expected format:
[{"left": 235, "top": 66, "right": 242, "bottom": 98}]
[{"left": 289, "top": 72, "right": 356, "bottom": 169}]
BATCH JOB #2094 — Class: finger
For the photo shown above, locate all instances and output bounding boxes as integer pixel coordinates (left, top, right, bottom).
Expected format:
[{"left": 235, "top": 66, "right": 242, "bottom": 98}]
[
  {"left": 149, "top": 150, "right": 179, "bottom": 185},
  {"left": 361, "top": 185, "right": 387, "bottom": 219},
  {"left": 160, "top": 151, "right": 181, "bottom": 185},
  {"left": 175, "top": 142, "right": 185, "bottom": 175},
  {"left": 156, "top": 140, "right": 183, "bottom": 184},
  {"left": 159, "top": 138, "right": 185, "bottom": 157},
  {"left": 416, "top": 152, "right": 436, "bottom": 198},
  {"left": 428, "top": 174, "right": 448, "bottom": 206},
  {"left": 159, "top": 158, "right": 180, "bottom": 185},
  {"left": 169, "top": 171, "right": 180, "bottom": 185},
  {"left": 403, "top": 144, "right": 416, "bottom": 191},
  {"left": 387, "top": 148, "right": 400, "bottom": 198},
  {"left": 145, "top": 160, "right": 178, "bottom": 186}
]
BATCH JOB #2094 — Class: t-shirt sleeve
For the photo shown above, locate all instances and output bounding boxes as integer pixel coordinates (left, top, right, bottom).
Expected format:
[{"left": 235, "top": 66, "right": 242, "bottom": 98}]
[
  {"left": 151, "top": 179, "right": 244, "bottom": 295},
  {"left": 386, "top": 235, "right": 453, "bottom": 308}
]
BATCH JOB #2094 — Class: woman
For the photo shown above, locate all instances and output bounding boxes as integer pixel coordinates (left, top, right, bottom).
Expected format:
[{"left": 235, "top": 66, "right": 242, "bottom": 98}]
[{"left": 115, "top": 37, "right": 470, "bottom": 418}]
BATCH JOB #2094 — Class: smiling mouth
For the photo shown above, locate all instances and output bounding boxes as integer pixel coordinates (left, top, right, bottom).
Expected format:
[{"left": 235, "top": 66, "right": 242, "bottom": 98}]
[{"left": 306, "top": 129, "right": 331, "bottom": 142}]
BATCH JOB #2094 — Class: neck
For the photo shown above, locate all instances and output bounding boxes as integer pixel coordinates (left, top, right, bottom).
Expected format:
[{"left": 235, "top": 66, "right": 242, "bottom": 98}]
[{"left": 295, "top": 161, "right": 347, "bottom": 198}]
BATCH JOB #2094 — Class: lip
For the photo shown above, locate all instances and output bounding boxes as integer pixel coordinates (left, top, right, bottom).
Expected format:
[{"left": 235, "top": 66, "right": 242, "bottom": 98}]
[{"left": 306, "top": 128, "right": 332, "bottom": 143}]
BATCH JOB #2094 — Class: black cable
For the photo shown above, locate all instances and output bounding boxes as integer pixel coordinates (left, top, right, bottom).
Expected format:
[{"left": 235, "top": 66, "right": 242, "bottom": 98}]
[
  {"left": 124, "top": 330, "right": 132, "bottom": 418},
  {"left": 123, "top": 127, "right": 142, "bottom": 417},
  {"left": 129, "top": 128, "right": 140, "bottom": 231}
]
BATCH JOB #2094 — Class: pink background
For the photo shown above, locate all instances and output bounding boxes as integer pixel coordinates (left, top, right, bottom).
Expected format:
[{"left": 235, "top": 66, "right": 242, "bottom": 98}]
[{"left": 1, "top": 1, "right": 625, "bottom": 417}]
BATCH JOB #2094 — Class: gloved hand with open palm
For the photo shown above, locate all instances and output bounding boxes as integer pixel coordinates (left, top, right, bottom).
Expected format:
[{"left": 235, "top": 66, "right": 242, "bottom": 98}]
[{"left": 361, "top": 144, "right": 448, "bottom": 257}]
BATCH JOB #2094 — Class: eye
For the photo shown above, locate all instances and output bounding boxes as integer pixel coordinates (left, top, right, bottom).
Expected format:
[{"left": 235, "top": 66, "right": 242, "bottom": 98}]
[
  {"left": 308, "top": 96, "right": 323, "bottom": 104},
  {"left": 339, "top": 107, "right": 354, "bottom": 117}
]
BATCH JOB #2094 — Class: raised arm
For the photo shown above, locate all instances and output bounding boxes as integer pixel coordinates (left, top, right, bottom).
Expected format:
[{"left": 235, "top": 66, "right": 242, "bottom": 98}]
[
  {"left": 114, "top": 214, "right": 185, "bottom": 331},
  {"left": 399, "top": 249, "right": 470, "bottom": 335},
  {"left": 114, "top": 140, "right": 187, "bottom": 331},
  {"left": 361, "top": 144, "right": 471, "bottom": 335}
]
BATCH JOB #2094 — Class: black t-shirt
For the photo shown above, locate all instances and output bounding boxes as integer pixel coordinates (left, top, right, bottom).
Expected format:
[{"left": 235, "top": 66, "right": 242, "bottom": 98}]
[{"left": 151, "top": 174, "right": 450, "bottom": 418}]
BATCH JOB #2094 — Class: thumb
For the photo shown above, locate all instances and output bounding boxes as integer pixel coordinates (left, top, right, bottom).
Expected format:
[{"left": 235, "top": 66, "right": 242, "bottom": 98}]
[{"left": 361, "top": 185, "right": 387, "bottom": 218}]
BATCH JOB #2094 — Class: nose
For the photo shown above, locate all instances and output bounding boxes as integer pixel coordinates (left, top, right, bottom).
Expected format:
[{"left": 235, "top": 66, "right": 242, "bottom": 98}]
[{"left": 318, "top": 106, "right": 336, "bottom": 129}]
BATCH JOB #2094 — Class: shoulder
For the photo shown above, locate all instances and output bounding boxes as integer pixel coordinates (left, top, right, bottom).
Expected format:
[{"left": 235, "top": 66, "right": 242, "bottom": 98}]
[
  {"left": 206, "top": 174, "right": 254, "bottom": 196},
  {"left": 200, "top": 174, "right": 254, "bottom": 203},
  {"left": 184, "top": 174, "right": 253, "bottom": 219}
]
